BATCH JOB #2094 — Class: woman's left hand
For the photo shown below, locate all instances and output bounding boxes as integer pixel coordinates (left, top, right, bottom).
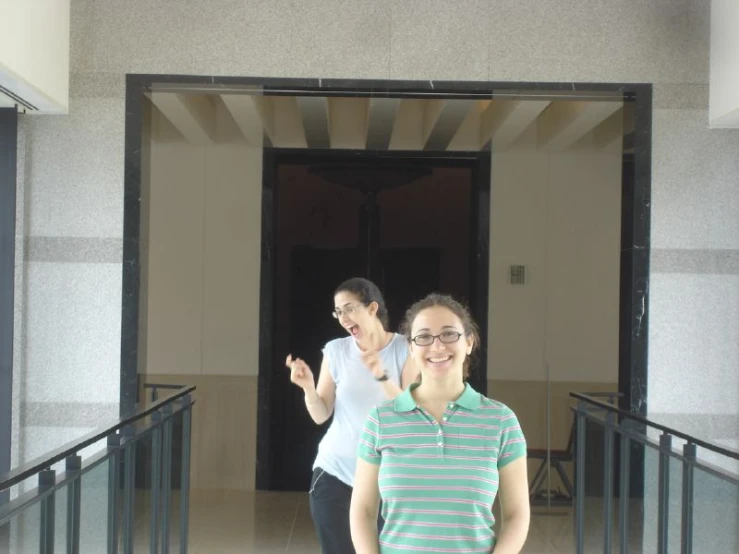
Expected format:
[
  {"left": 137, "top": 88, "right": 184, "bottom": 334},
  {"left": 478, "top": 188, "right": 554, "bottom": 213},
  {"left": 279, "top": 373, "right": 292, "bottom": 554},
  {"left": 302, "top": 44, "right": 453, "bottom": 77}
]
[{"left": 360, "top": 350, "right": 385, "bottom": 379}]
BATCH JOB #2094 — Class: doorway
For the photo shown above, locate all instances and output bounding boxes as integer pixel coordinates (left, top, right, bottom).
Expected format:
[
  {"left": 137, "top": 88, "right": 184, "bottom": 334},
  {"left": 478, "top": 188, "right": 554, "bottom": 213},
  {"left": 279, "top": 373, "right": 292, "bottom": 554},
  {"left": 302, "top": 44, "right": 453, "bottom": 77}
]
[{"left": 257, "top": 150, "right": 490, "bottom": 491}]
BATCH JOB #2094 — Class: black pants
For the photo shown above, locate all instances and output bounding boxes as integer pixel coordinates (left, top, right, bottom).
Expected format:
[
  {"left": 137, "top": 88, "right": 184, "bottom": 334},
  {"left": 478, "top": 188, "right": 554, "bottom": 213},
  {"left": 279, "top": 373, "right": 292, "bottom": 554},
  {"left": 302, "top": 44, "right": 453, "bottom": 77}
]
[{"left": 309, "top": 467, "right": 383, "bottom": 554}]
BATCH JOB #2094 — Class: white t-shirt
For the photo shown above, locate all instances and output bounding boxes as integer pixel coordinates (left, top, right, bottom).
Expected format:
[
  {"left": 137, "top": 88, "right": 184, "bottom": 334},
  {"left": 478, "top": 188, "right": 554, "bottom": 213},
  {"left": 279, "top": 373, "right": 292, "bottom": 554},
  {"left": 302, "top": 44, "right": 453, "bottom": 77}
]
[{"left": 312, "top": 333, "right": 408, "bottom": 486}]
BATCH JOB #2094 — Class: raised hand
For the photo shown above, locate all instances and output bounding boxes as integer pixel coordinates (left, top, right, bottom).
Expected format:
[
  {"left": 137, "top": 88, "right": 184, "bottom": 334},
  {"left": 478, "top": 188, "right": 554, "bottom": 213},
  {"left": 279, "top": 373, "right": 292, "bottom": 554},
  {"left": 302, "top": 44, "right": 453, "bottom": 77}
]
[
  {"left": 360, "top": 350, "right": 385, "bottom": 380},
  {"left": 286, "top": 354, "right": 316, "bottom": 392}
]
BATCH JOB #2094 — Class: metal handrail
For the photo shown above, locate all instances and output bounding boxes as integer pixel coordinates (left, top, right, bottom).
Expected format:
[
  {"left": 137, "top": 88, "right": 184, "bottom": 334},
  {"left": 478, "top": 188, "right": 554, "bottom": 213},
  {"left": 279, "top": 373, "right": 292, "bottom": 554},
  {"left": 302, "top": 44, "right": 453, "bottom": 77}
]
[
  {"left": 0, "top": 385, "right": 196, "bottom": 492},
  {"left": 570, "top": 392, "right": 739, "bottom": 461},
  {"left": 572, "top": 392, "right": 738, "bottom": 554}
]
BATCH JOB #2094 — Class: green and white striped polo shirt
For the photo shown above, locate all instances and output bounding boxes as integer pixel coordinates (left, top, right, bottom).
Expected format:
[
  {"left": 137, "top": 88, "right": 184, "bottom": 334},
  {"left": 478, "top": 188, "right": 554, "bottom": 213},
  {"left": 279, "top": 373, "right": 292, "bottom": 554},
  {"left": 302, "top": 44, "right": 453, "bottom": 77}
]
[{"left": 358, "top": 382, "right": 526, "bottom": 553}]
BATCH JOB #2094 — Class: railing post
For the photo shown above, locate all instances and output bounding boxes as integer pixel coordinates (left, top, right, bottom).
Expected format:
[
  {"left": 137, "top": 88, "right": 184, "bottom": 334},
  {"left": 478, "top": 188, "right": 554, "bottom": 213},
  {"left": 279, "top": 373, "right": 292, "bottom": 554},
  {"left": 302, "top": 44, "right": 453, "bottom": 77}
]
[
  {"left": 681, "top": 442, "right": 696, "bottom": 554},
  {"left": 66, "top": 455, "right": 82, "bottom": 554},
  {"left": 160, "top": 404, "right": 173, "bottom": 553},
  {"left": 39, "top": 469, "right": 56, "bottom": 554},
  {"left": 575, "top": 401, "right": 587, "bottom": 554},
  {"left": 107, "top": 434, "right": 121, "bottom": 554},
  {"left": 150, "top": 411, "right": 163, "bottom": 554},
  {"left": 602, "top": 411, "right": 615, "bottom": 553},
  {"left": 121, "top": 425, "right": 137, "bottom": 554},
  {"left": 657, "top": 433, "right": 672, "bottom": 554},
  {"left": 619, "top": 424, "right": 631, "bottom": 554},
  {"left": 179, "top": 395, "right": 192, "bottom": 554}
]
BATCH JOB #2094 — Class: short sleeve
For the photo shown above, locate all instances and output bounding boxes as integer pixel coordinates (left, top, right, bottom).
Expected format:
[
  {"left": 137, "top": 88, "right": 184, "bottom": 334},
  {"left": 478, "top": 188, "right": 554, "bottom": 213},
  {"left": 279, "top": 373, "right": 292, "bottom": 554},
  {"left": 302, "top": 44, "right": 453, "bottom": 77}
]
[
  {"left": 498, "top": 406, "right": 527, "bottom": 468},
  {"left": 322, "top": 341, "right": 338, "bottom": 383},
  {"left": 357, "top": 406, "right": 382, "bottom": 465}
]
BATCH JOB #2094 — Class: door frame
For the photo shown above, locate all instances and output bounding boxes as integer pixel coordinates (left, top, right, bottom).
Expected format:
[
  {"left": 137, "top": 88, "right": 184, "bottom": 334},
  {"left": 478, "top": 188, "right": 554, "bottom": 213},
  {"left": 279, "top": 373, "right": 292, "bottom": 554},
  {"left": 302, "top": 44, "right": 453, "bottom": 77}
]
[
  {"left": 121, "top": 76, "right": 651, "bottom": 494},
  {"left": 256, "top": 148, "right": 491, "bottom": 490}
]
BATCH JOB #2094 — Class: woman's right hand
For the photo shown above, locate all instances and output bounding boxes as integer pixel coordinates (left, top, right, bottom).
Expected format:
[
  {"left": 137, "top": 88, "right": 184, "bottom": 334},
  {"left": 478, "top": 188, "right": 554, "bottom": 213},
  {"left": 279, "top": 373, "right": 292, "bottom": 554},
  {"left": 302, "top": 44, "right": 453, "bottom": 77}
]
[{"left": 286, "top": 354, "right": 316, "bottom": 392}]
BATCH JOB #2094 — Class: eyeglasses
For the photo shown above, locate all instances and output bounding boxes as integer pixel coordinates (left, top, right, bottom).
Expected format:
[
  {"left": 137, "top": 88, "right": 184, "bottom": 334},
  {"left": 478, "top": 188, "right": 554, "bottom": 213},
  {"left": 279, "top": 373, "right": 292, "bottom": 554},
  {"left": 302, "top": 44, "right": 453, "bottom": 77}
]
[
  {"left": 411, "top": 331, "right": 465, "bottom": 346},
  {"left": 332, "top": 303, "right": 362, "bottom": 319}
]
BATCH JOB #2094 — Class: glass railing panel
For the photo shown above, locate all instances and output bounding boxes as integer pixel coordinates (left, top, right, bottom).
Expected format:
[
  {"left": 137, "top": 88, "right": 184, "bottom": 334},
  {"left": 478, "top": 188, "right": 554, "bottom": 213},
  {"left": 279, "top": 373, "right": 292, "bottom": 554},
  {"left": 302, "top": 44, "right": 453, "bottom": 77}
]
[
  {"left": 0, "top": 499, "right": 41, "bottom": 554},
  {"left": 0, "top": 386, "right": 195, "bottom": 554},
  {"left": 691, "top": 464, "right": 739, "bottom": 552},
  {"left": 79, "top": 456, "right": 112, "bottom": 552}
]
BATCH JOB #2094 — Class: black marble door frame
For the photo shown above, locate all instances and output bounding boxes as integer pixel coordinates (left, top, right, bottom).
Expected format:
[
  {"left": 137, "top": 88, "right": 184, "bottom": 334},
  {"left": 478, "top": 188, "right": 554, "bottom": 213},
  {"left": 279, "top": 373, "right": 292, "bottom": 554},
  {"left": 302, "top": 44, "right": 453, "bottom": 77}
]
[
  {"left": 0, "top": 108, "right": 18, "bottom": 507},
  {"left": 122, "top": 75, "right": 652, "bottom": 480}
]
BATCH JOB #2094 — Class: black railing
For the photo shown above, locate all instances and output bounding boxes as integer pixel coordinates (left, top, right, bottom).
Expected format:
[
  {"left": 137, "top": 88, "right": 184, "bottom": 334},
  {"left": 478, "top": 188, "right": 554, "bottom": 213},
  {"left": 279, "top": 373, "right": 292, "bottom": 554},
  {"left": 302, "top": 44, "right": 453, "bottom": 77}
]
[
  {"left": 0, "top": 385, "right": 195, "bottom": 554},
  {"left": 572, "top": 392, "right": 739, "bottom": 554}
]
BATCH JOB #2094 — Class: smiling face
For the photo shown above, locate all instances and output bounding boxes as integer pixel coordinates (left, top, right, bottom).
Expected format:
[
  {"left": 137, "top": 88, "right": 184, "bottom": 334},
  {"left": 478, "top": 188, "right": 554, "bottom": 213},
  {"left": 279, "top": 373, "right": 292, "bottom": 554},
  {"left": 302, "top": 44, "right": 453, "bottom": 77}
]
[
  {"left": 409, "top": 306, "right": 474, "bottom": 380},
  {"left": 333, "top": 291, "right": 378, "bottom": 342}
]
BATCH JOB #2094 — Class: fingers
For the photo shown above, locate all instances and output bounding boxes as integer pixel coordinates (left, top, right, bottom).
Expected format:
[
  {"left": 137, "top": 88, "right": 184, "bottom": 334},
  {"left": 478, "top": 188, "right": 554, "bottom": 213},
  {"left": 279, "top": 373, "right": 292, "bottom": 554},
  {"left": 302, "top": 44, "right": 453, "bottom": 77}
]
[{"left": 286, "top": 354, "right": 310, "bottom": 383}]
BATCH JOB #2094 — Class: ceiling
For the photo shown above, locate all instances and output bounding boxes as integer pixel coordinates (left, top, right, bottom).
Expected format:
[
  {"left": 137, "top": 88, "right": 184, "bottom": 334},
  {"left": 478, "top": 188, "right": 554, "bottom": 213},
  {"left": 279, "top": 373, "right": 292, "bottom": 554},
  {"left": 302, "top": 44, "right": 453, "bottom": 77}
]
[{"left": 145, "top": 91, "right": 634, "bottom": 153}]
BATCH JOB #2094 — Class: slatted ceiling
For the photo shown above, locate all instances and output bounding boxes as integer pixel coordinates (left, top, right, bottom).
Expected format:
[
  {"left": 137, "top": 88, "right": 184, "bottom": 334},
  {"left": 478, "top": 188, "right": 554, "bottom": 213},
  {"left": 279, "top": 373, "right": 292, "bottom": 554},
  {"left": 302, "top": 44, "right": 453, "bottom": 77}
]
[
  {"left": 149, "top": 92, "right": 627, "bottom": 153},
  {"left": 591, "top": 107, "right": 625, "bottom": 151},
  {"left": 149, "top": 92, "right": 217, "bottom": 145},
  {"left": 328, "top": 97, "right": 370, "bottom": 149},
  {"left": 424, "top": 99, "right": 476, "bottom": 151},
  {"left": 447, "top": 100, "right": 490, "bottom": 151},
  {"left": 480, "top": 100, "right": 519, "bottom": 146},
  {"left": 250, "top": 96, "right": 276, "bottom": 144},
  {"left": 271, "top": 96, "right": 307, "bottom": 148},
  {"left": 220, "top": 94, "right": 267, "bottom": 146},
  {"left": 488, "top": 100, "right": 551, "bottom": 151},
  {"left": 366, "top": 98, "right": 401, "bottom": 150},
  {"left": 388, "top": 98, "right": 425, "bottom": 150},
  {"left": 297, "top": 96, "right": 330, "bottom": 149},
  {"left": 539, "top": 101, "right": 623, "bottom": 151},
  {"left": 420, "top": 99, "right": 445, "bottom": 146}
]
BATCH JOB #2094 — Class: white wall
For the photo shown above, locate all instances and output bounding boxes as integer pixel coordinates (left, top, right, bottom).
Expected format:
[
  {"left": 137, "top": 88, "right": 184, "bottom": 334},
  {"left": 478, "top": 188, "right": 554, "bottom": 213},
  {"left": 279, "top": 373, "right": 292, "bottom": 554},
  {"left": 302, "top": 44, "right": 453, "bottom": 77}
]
[
  {"left": 146, "top": 118, "right": 263, "bottom": 377},
  {"left": 0, "top": 0, "right": 70, "bottom": 112},
  {"left": 489, "top": 126, "right": 622, "bottom": 384},
  {"left": 709, "top": 0, "right": 739, "bottom": 127}
]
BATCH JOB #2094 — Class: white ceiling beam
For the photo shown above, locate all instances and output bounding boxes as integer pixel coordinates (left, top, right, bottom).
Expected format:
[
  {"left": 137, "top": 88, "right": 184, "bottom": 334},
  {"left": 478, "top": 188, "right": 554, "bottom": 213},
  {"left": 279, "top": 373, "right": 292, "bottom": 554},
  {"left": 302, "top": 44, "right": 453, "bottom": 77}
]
[
  {"left": 149, "top": 92, "right": 216, "bottom": 145},
  {"left": 328, "top": 97, "right": 370, "bottom": 149},
  {"left": 484, "top": 100, "right": 551, "bottom": 151},
  {"left": 388, "top": 99, "right": 425, "bottom": 150},
  {"left": 539, "top": 101, "right": 623, "bottom": 151},
  {"left": 424, "top": 100, "right": 476, "bottom": 151},
  {"left": 447, "top": 100, "right": 490, "bottom": 151},
  {"left": 297, "top": 96, "right": 330, "bottom": 149},
  {"left": 366, "top": 98, "right": 401, "bottom": 150},
  {"left": 220, "top": 94, "right": 267, "bottom": 146},
  {"left": 271, "top": 96, "right": 308, "bottom": 148}
]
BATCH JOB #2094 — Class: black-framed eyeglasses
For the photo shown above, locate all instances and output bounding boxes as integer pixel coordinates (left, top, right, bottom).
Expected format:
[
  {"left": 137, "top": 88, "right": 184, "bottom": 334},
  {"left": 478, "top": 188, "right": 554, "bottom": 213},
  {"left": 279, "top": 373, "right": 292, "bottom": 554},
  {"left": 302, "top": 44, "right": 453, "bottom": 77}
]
[
  {"left": 411, "top": 331, "right": 465, "bottom": 346},
  {"left": 332, "top": 303, "right": 363, "bottom": 319}
]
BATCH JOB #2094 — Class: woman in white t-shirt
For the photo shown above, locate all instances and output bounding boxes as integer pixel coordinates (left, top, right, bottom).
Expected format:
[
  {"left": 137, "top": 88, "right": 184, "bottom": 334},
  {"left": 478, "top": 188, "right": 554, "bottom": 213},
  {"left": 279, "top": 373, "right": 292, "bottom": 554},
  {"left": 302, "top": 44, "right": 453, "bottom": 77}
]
[{"left": 286, "top": 277, "right": 419, "bottom": 554}]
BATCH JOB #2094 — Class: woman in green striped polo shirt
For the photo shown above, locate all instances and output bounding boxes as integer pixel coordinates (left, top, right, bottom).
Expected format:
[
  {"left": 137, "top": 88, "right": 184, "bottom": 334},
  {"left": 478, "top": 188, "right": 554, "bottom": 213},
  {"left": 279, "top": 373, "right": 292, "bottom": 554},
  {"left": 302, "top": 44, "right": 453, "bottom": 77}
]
[{"left": 350, "top": 294, "right": 530, "bottom": 554}]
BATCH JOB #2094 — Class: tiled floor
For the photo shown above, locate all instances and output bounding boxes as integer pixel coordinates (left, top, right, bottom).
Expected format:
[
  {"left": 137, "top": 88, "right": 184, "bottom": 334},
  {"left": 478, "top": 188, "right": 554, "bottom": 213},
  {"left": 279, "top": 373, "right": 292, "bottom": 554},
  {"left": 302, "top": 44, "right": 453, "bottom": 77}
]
[
  {"left": 0, "top": 490, "right": 646, "bottom": 553},
  {"left": 160, "top": 490, "right": 636, "bottom": 554}
]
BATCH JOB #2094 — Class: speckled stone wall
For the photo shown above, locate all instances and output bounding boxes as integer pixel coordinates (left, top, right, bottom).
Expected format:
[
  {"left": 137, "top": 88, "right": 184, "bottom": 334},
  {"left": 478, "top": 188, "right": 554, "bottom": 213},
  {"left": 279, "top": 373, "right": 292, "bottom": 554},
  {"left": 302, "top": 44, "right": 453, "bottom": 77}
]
[{"left": 13, "top": 0, "right": 738, "bottom": 495}]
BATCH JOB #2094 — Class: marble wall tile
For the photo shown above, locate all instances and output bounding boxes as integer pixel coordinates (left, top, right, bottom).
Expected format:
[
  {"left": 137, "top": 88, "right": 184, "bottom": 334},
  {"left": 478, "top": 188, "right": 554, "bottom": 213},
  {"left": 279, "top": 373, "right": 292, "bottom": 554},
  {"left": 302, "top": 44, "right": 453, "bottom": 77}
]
[
  {"left": 390, "top": 0, "right": 489, "bottom": 81},
  {"left": 22, "top": 262, "right": 121, "bottom": 404},
  {"left": 651, "top": 248, "right": 739, "bottom": 274},
  {"left": 648, "top": 273, "right": 739, "bottom": 416},
  {"left": 485, "top": 0, "right": 710, "bottom": 83},
  {"left": 25, "top": 237, "right": 122, "bottom": 263},
  {"left": 286, "top": 0, "right": 390, "bottom": 79},
  {"left": 26, "top": 97, "right": 125, "bottom": 238},
  {"left": 651, "top": 108, "right": 739, "bottom": 250}
]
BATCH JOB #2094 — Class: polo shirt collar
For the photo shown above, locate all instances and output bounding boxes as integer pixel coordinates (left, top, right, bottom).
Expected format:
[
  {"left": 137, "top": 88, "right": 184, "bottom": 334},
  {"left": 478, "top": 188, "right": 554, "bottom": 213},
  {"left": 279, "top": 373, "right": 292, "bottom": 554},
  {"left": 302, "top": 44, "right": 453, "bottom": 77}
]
[{"left": 393, "top": 382, "right": 481, "bottom": 412}]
